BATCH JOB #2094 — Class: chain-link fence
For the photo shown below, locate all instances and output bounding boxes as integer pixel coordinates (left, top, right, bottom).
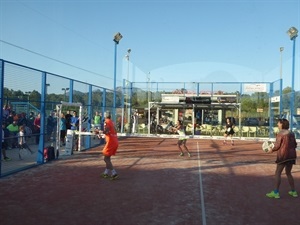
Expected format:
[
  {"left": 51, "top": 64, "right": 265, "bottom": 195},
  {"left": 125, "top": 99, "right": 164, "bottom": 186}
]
[{"left": 1, "top": 59, "right": 299, "bottom": 176}]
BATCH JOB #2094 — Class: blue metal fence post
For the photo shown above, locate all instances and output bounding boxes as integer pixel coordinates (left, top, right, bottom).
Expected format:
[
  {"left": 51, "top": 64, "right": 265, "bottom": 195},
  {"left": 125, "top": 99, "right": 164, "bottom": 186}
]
[
  {"left": 287, "top": 26, "right": 298, "bottom": 131},
  {"left": 279, "top": 78, "right": 283, "bottom": 116},
  {"left": 85, "top": 85, "right": 92, "bottom": 149},
  {"left": 0, "top": 60, "right": 4, "bottom": 173},
  {"left": 269, "top": 82, "right": 274, "bottom": 138},
  {"left": 102, "top": 88, "right": 106, "bottom": 118},
  {"left": 69, "top": 80, "right": 73, "bottom": 103},
  {"left": 100, "top": 88, "right": 106, "bottom": 145},
  {"left": 37, "top": 72, "right": 47, "bottom": 164},
  {"left": 129, "top": 82, "right": 133, "bottom": 133},
  {"left": 121, "top": 79, "right": 125, "bottom": 133}
]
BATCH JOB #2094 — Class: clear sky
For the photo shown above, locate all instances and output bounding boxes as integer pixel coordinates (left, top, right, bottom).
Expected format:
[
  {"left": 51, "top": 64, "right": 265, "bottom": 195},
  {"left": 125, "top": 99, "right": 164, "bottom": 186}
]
[{"left": 0, "top": 0, "right": 299, "bottom": 92}]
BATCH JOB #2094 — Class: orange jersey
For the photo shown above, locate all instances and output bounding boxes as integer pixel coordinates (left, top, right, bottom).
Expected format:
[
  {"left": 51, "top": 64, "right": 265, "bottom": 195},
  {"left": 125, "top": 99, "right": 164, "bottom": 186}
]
[{"left": 102, "top": 118, "right": 119, "bottom": 156}]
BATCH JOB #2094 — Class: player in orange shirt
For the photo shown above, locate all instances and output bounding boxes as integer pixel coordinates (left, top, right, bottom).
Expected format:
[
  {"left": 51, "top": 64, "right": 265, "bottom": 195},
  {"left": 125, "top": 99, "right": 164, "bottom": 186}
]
[{"left": 100, "top": 113, "right": 119, "bottom": 180}]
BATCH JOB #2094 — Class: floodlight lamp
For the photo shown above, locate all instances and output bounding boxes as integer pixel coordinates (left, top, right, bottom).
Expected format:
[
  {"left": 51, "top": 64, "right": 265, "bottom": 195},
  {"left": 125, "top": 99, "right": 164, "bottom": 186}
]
[
  {"left": 280, "top": 47, "right": 284, "bottom": 52},
  {"left": 287, "top": 27, "right": 298, "bottom": 40},
  {"left": 127, "top": 48, "right": 131, "bottom": 54},
  {"left": 113, "top": 32, "right": 123, "bottom": 44}
]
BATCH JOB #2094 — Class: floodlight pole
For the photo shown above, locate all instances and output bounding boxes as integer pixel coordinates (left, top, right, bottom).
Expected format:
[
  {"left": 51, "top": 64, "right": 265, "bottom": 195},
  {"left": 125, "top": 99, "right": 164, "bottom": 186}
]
[
  {"left": 113, "top": 32, "right": 122, "bottom": 123},
  {"left": 147, "top": 72, "right": 151, "bottom": 104},
  {"left": 62, "top": 88, "right": 69, "bottom": 101},
  {"left": 125, "top": 49, "right": 131, "bottom": 127},
  {"left": 287, "top": 27, "right": 298, "bottom": 131},
  {"left": 279, "top": 47, "right": 284, "bottom": 116}
]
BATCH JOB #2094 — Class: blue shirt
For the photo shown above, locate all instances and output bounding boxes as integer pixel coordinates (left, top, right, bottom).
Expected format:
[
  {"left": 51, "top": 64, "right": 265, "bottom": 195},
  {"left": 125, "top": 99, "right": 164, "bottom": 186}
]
[
  {"left": 70, "top": 116, "right": 79, "bottom": 130},
  {"left": 60, "top": 118, "right": 66, "bottom": 131}
]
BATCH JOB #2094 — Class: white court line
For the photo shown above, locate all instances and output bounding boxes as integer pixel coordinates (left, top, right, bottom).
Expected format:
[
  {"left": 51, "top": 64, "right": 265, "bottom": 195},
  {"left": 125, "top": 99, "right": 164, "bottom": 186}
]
[{"left": 197, "top": 142, "right": 207, "bottom": 225}]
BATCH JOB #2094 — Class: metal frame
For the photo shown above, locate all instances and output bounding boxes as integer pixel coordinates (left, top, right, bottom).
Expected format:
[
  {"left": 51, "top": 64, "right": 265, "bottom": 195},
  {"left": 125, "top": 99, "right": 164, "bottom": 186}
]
[
  {"left": 148, "top": 101, "right": 241, "bottom": 137},
  {"left": 55, "top": 102, "right": 83, "bottom": 155}
]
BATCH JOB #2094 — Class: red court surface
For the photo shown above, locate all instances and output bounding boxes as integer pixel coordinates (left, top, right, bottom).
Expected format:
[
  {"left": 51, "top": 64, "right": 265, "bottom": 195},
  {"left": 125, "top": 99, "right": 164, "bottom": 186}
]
[{"left": 0, "top": 137, "right": 299, "bottom": 225}]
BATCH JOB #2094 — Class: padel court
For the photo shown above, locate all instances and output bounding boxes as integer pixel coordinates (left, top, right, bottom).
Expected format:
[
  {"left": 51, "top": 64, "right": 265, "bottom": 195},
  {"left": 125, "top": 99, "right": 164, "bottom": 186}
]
[{"left": 0, "top": 137, "right": 299, "bottom": 225}]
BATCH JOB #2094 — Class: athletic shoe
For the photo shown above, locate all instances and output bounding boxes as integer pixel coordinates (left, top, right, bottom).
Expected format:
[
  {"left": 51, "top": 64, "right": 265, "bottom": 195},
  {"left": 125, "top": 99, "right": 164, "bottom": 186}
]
[
  {"left": 179, "top": 152, "right": 184, "bottom": 156},
  {"left": 223, "top": 141, "right": 227, "bottom": 145},
  {"left": 188, "top": 153, "right": 191, "bottom": 157},
  {"left": 110, "top": 174, "right": 119, "bottom": 180},
  {"left": 4, "top": 157, "right": 11, "bottom": 161},
  {"left": 266, "top": 191, "right": 280, "bottom": 199},
  {"left": 288, "top": 191, "right": 298, "bottom": 197},
  {"left": 101, "top": 173, "right": 109, "bottom": 179},
  {"left": 231, "top": 142, "right": 234, "bottom": 146}
]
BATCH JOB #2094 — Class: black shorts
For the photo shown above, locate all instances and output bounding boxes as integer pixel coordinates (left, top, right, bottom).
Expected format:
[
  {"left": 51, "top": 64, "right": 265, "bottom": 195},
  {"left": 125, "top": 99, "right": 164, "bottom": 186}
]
[
  {"left": 177, "top": 139, "right": 187, "bottom": 145},
  {"left": 2, "top": 142, "right": 8, "bottom": 149},
  {"left": 225, "top": 128, "right": 234, "bottom": 135},
  {"left": 60, "top": 130, "right": 66, "bottom": 139}
]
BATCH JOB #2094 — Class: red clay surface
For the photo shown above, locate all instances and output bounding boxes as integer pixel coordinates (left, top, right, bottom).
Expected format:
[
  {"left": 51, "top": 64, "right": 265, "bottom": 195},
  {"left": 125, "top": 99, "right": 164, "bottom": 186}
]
[{"left": 0, "top": 137, "right": 299, "bottom": 225}]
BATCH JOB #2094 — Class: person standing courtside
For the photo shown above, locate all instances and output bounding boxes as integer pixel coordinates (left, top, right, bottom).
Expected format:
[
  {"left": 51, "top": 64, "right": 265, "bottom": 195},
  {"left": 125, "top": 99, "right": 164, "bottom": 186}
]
[
  {"left": 70, "top": 111, "right": 79, "bottom": 151},
  {"left": 93, "top": 111, "right": 101, "bottom": 128},
  {"left": 2, "top": 122, "right": 11, "bottom": 161},
  {"left": 100, "top": 113, "right": 119, "bottom": 180},
  {"left": 266, "top": 119, "right": 298, "bottom": 199},
  {"left": 33, "top": 113, "right": 41, "bottom": 145},
  {"left": 59, "top": 113, "right": 67, "bottom": 146}
]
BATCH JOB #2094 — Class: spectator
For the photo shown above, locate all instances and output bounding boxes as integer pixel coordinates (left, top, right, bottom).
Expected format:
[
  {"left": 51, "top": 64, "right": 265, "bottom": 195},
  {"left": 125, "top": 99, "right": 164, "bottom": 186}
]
[
  {"left": 33, "top": 113, "right": 41, "bottom": 144},
  {"left": 70, "top": 111, "right": 79, "bottom": 151},
  {"left": 1, "top": 122, "right": 11, "bottom": 161},
  {"left": 65, "top": 110, "right": 72, "bottom": 130},
  {"left": 2, "top": 104, "right": 10, "bottom": 120},
  {"left": 94, "top": 111, "right": 101, "bottom": 128},
  {"left": 46, "top": 111, "right": 56, "bottom": 141},
  {"left": 6, "top": 111, "right": 15, "bottom": 126},
  {"left": 6, "top": 120, "right": 19, "bottom": 148},
  {"left": 70, "top": 111, "right": 79, "bottom": 131},
  {"left": 17, "top": 112, "right": 28, "bottom": 127},
  {"left": 60, "top": 113, "right": 67, "bottom": 146},
  {"left": 28, "top": 112, "right": 35, "bottom": 132},
  {"left": 131, "top": 110, "right": 138, "bottom": 133},
  {"left": 18, "top": 126, "right": 34, "bottom": 157}
]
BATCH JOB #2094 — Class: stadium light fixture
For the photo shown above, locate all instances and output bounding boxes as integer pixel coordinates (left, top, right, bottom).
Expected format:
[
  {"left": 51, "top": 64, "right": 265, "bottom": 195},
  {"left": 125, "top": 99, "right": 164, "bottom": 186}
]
[{"left": 287, "top": 27, "right": 298, "bottom": 40}]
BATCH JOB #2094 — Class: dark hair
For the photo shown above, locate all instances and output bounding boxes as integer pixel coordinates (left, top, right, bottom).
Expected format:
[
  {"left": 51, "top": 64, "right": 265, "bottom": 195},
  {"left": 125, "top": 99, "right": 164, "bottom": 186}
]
[
  {"left": 278, "top": 118, "right": 289, "bottom": 129},
  {"left": 105, "top": 111, "right": 111, "bottom": 119}
]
